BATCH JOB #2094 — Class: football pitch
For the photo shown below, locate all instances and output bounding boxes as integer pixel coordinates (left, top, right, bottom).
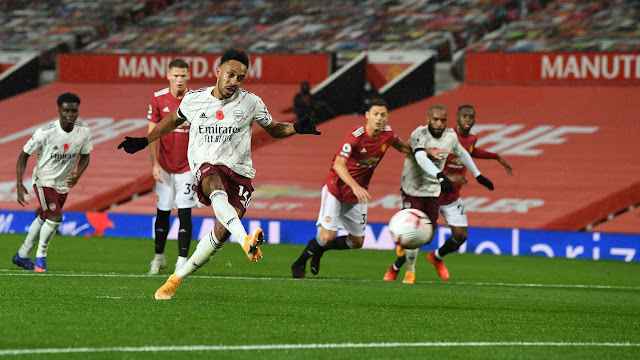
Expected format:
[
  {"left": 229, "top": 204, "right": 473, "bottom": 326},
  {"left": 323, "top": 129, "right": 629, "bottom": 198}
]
[{"left": 1, "top": 234, "right": 638, "bottom": 359}]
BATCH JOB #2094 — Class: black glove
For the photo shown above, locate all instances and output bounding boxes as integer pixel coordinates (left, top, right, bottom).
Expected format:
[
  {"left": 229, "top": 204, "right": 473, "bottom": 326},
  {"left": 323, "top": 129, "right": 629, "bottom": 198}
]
[
  {"left": 117, "top": 136, "right": 148, "bottom": 154},
  {"left": 476, "top": 174, "right": 494, "bottom": 190},
  {"left": 436, "top": 172, "right": 453, "bottom": 193},
  {"left": 293, "top": 116, "right": 321, "bottom": 135}
]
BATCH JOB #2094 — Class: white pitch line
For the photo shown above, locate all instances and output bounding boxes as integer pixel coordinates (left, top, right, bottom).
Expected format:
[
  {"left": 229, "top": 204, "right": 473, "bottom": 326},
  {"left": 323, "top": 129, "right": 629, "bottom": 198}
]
[
  {"left": 0, "top": 269, "right": 639, "bottom": 290},
  {"left": 0, "top": 342, "right": 638, "bottom": 356}
]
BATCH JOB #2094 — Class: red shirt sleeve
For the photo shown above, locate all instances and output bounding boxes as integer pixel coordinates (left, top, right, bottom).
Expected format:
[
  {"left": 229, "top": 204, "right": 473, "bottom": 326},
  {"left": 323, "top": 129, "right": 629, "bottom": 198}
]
[
  {"left": 336, "top": 132, "right": 358, "bottom": 159},
  {"left": 147, "top": 96, "right": 161, "bottom": 124},
  {"left": 471, "top": 147, "right": 499, "bottom": 159}
]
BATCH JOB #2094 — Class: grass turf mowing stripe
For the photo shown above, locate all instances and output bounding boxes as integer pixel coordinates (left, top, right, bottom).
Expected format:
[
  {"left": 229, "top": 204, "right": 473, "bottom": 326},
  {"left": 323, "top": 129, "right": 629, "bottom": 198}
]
[
  {"left": 1, "top": 269, "right": 639, "bottom": 290},
  {"left": 1, "top": 342, "right": 638, "bottom": 356}
]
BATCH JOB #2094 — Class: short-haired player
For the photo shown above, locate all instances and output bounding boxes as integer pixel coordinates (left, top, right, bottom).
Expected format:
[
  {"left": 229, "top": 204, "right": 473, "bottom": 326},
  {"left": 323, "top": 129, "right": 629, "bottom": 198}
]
[
  {"left": 13, "top": 93, "right": 93, "bottom": 272},
  {"left": 382, "top": 104, "right": 495, "bottom": 284},
  {"left": 119, "top": 48, "right": 321, "bottom": 299},
  {"left": 290, "top": 99, "right": 449, "bottom": 279},
  {"left": 147, "top": 58, "right": 198, "bottom": 275}
]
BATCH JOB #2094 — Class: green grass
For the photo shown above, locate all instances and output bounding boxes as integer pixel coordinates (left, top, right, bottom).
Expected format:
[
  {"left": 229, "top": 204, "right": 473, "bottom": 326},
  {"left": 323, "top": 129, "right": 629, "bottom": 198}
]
[{"left": 1, "top": 234, "right": 639, "bottom": 359}]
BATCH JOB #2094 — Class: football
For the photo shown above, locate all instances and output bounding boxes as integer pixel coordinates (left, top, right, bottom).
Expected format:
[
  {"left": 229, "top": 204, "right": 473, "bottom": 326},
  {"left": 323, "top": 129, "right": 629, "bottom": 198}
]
[{"left": 388, "top": 208, "right": 433, "bottom": 249}]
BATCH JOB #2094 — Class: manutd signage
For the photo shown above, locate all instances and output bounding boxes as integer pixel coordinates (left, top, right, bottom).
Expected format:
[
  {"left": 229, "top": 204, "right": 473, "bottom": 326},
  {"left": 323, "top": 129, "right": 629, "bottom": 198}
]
[
  {"left": 58, "top": 54, "right": 329, "bottom": 83},
  {"left": 466, "top": 52, "right": 640, "bottom": 84}
]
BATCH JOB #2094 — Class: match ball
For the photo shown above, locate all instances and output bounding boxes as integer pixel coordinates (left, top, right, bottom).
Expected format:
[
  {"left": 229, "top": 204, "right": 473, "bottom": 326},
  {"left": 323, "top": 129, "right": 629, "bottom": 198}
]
[{"left": 388, "top": 208, "right": 433, "bottom": 249}]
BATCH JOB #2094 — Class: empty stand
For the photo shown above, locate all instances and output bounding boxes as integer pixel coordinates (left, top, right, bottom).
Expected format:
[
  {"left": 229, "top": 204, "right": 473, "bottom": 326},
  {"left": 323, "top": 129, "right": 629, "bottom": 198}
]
[{"left": 589, "top": 205, "right": 640, "bottom": 234}]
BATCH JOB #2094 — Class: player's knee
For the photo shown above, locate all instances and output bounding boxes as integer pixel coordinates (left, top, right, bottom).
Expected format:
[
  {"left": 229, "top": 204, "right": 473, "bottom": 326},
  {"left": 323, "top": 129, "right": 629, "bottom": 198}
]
[
  {"left": 317, "top": 227, "right": 336, "bottom": 245},
  {"left": 318, "top": 233, "right": 334, "bottom": 245},
  {"left": 201, "top": 175, "right": 224, "bottom": 197},
  {"left": 451, "top": 227, "right": 468, "bottom": 242},
  {"left": 348, "top": 236, "right": 365, "bottom": 249},
  {"left": 48, "top": 214, "right": 63, "bottom": 223}
]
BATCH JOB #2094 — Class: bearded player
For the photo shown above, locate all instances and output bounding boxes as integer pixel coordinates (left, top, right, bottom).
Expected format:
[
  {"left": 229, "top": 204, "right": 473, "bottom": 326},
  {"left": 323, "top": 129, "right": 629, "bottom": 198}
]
[
  {"left": 384, "top": 104, "right": 511, "bottom": 283},
  {"left": 119, "top": 48, "right": 321, "bottom": 299},
  {"left": 383, "top": 104, "right": 496, "bottom": 284}
]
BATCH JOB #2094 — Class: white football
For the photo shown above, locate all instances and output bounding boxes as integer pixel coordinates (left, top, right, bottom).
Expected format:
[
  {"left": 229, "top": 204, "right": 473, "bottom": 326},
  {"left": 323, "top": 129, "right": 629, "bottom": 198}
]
[{"left": 388, "top": 208, "right": 433, "bottom": 249}]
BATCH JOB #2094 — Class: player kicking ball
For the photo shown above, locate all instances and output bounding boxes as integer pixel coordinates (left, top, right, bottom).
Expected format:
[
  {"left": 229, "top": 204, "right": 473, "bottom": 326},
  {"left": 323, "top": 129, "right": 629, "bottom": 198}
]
[{"left": 118, "top": 48, "right": 320, "bottom": 299}]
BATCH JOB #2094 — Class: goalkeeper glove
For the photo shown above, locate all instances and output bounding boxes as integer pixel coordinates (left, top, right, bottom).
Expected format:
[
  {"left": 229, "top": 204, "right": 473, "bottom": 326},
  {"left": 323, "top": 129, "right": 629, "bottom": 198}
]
[
  {"left": 293, "top": 116, "right": 321, "bottom": 135},
  {"left": 476, "top": 174, "right": 494, "bottom": 190},
  {"left": 436, "top": 172, "right": 454, "bottom": 193},
  {"left": 118, "top": 136, "right": 148, "bottom": 154}
]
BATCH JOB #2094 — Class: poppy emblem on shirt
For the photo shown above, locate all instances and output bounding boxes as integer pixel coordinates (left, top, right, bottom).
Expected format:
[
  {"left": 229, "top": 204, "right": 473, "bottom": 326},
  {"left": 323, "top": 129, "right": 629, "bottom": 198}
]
[
  {"left": 63, "top": 143, "right": 69, "bottom": 151},
  {"left": 216, "top": 110, "right": 224, "bottom": 120},
  {"left": 381, "top": 144, "right": 387, "bottom": 152}
]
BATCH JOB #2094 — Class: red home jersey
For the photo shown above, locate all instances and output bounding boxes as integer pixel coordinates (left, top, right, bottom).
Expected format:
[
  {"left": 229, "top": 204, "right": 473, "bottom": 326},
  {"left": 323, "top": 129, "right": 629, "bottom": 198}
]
[
  {"left": 324, "top": 125, "right": 398, "bottom": 203},
  {"left": 148, "top": 87, "right": 190, "bottom": 174}
]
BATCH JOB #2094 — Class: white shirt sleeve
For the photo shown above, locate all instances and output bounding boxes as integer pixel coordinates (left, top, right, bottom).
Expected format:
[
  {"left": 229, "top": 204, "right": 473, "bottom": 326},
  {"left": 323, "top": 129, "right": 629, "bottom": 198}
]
[
  {"left": 80, "top": 130, "right": 93, "bottom": 154},
  {"left": 408, "top": 128, "right": 424, "bottom": 153},
  {"left": 458, "top": 148, "right": 481, "bottom": 177},
  {"left": 414, "top": 150, "right": 441, "bottom": 177},
  {"left": 23, "top": 128, "right": 43, "bottom": 155},
  {"left": 254, "top": 96, "right": 273, "bottom": 127},
  {"left": 177, "top": 92, "right": 195, "bottom": 120}
]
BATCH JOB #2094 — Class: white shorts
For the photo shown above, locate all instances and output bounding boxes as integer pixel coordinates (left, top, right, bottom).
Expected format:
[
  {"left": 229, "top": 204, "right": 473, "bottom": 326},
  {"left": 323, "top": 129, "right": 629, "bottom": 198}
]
[
  {"left": 316, "top": 185, "right": 367, "bottom": 237},
  {"left": 439, "top": 197, "right": 468, "bottom": 227},
  {"left": 155, "top": 169, "right": 198, "bottom": 211}
]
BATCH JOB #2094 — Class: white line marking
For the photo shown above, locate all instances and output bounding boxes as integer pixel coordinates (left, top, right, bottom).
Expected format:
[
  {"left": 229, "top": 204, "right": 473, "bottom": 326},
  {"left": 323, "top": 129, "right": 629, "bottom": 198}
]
[
  {"left": 0, "top": 342, "right": 638, "bottom": 356},
  {"left": 96, "top": 296, "right": 121, "bottom": 299},
  {"left": 0, "top": 269, "right": 638, "bottom": 290}
]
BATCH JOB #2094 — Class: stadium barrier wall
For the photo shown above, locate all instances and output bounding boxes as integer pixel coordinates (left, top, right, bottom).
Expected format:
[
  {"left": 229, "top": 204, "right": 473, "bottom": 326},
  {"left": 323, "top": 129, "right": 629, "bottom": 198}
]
[
  {"left": 58, "top": 54, "right": 330, "bottom": 83},
  {"left": 465, "top": 52, "right": 640, "bottom": 85},
  {"left": 1, "top": 210, "right": 637, "bottom": 263},
  {"left": 312, "top": 53, "right": 367, "bottom": 117},
  {"left": 379, "top": 53, "right": 436, "bottom": 111},
  {"left": 0, "top": 52, "right": 40, "bottom": 100}
]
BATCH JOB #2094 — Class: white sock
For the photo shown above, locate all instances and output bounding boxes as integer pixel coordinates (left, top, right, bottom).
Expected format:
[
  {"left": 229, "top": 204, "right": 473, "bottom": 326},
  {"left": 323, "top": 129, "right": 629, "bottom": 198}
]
[
  {"left": 405, "top": 248, "right": 419, "bottom": 272},
  {"left": 176, "top": 232, "right": 222, "bottom": 280},
  {"left": 434, "top": 249, "right": 443, "bottom": 260},
  {"left": 154, "top": 253, "right": 165, "bottom": 261},
  {"left": 209, "top": 190, "right": 248, "bottom": 242},
  {"left": 36, "top": 219, "right": 60, "bottom": 258},
  {"left": 18, "top": 217, "right": 44, "bottom": 258}
]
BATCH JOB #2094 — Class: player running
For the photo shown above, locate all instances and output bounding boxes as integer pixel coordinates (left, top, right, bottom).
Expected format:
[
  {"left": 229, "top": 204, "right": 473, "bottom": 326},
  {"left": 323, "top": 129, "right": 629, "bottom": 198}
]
[
  {"left": 12, "top": 93, "right": 93, "bottom": 272},
  {"left": 290, "top": 98, "right": 450, "bottom": 279},
  {"left": 382, "top": 104, "right": 496, "bottom": 283}
]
